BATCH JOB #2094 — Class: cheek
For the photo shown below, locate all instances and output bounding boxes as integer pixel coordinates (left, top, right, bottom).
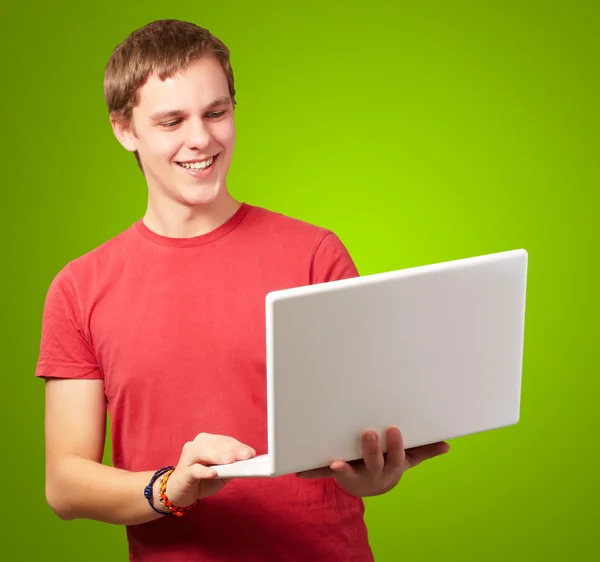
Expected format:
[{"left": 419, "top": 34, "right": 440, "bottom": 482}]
[
  {"left": 216, "top": 121, "right": 235, "bottom": 149},
  {"left": 158, "top": 137, "right": 182, "bottom": 160},
  {"left": 141, "top": 132, "right": 181, "bottom": 161}
]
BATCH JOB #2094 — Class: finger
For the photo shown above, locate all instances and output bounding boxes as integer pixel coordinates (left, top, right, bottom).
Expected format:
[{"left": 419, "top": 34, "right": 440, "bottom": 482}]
[
  {"left": 209, "top": 437, "right": 256, "bottom": 463},
  {"left": 405, "top": 441, "right": 450, "bottom": 468},
  {"left": 181, "top": 440, "right": 230, "bottom": 466},
  {"left": 362, "top": 431, "right": 385, "bottom": 474},
  {"left": 382, "top": 426, "right": 406, "bottom": 474},
  {"left": 217, "top": 440, "right": 256, "bottom": 462},
  {"left": 219, "top": 446, "right": 256, "bottom": 464},
  {"left": 187, "top": 463, "right": 218, "bottom": 482},
  {"left": 330, "top": 460, "right": 358, "bottom": 482},
  {"left": 185, "top": 435, "right": 256, "bottom": 466}
]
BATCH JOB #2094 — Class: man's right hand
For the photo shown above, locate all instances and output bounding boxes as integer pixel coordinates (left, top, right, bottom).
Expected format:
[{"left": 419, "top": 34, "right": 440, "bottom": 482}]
[{"left": 157, "top": 433, "right": 256, "bottom": 509}]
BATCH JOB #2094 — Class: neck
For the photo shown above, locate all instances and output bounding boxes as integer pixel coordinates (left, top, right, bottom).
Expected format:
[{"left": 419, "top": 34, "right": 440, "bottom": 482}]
[{"left": 143, "top": 192, "right": 242, "bottom": 238}]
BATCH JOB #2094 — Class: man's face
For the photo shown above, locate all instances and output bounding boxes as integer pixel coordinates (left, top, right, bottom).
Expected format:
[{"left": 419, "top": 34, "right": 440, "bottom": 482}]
[{"left": 114, "top": 56, "right": 235, "bottom": 209}]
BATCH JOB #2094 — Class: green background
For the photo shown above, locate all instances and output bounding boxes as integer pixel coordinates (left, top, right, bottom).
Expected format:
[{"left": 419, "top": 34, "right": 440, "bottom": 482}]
[{"left": 2, "top": 0, "right": 598, "bottom": 560}]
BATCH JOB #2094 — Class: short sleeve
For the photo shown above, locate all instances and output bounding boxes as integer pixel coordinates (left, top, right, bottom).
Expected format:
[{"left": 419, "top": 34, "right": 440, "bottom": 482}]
[
  {"left": 310, "top": 231, "right": 360, "bottom": 284},
  {"left": 35, "top": 265, "right": 102, "bottom": 380}
]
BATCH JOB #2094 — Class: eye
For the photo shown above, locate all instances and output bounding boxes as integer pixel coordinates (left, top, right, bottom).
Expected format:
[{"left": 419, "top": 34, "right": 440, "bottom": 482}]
[
  {"left": 206, "top": 111, "right": 225, "bottom": 119},
  {"left": 161, "top": 119, "right": 181, "bottom": 128}
]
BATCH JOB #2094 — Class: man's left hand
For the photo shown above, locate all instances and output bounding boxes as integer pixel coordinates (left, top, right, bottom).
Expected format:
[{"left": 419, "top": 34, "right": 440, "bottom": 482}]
[{"left": 296, "top": 426, "right": 449, "bottom": 497}]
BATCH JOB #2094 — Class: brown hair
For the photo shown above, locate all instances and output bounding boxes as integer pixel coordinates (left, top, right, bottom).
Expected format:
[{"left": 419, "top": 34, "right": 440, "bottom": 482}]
[
  {"left": 104, "top": 20, "right": 236, "bottom": 170},
  {"left": 105, "top": 19, "right": 236, "bottom": 122}
]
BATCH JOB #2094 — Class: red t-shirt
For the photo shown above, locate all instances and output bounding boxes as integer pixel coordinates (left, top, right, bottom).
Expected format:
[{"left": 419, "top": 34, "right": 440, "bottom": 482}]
[{"left": 36, "top": 203, "right": 374, "bottom": 562}]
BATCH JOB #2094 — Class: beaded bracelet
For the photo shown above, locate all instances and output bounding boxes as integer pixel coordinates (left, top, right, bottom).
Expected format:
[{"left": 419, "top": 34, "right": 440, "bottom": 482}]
[
  {"left": 158, "top": 468, "right": 199, "bottom": 517},
  {"left": 143, "top": 466, "right": 174, "bottom": 515}
]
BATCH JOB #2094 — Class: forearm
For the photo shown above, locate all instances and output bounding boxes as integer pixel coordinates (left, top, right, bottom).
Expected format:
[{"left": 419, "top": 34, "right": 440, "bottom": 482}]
[{"left": 46, "top": 455, "right": 171, "bottom": 525}]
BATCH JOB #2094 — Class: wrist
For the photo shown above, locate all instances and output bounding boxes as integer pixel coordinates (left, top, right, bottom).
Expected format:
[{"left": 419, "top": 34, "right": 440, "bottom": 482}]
[
  {"left": 143, "top": 466, "right": 173, "bottom": 516},
  {"left": 157, "top": 468, "right": 198, "bottom": 516},
  {"left": 152, "top": 477, "right": 172, "bottom": 514}
]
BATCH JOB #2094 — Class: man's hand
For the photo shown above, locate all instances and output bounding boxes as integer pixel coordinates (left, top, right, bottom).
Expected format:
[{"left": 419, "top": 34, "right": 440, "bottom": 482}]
[
  {"left": 157, "top": 433, "right": 256, "bottom": 509},
  {"left": 296, "top": 426, "right": 449, "bottom": 498}
]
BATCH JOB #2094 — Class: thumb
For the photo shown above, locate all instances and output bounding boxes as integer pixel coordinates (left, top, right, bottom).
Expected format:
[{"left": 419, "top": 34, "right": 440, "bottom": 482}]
[
  {"left": 405, "top": 442, "right": 450, "bottom": 468},
  {"left": 198, "top": 476, "right": 229, "bottom": 499}
]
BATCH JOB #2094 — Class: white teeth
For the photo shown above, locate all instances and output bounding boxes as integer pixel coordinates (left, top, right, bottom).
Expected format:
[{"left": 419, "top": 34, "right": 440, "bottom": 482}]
[{"left": 179, "top": 157, "right": 214, "bottom": 170}]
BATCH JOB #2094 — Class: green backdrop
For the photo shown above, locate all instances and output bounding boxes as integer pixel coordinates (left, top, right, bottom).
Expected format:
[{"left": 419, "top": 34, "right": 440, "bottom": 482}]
[{"left": 2, "top": 0, "right": 598, "bottom": 560}]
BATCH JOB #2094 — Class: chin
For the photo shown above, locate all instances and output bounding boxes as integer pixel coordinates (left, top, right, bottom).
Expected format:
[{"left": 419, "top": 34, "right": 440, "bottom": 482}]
[{"left": 180, "top": 185, "right": 223, "bottom": 207}]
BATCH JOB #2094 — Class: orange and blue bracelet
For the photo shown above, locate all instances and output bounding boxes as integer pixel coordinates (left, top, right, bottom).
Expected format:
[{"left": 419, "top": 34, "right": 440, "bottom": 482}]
[
  {"left": 144, "top": 466, "right": 174, "bottom": 515},
  {"left": 158, "top": 468, "right": 198, "bottom": 517}
]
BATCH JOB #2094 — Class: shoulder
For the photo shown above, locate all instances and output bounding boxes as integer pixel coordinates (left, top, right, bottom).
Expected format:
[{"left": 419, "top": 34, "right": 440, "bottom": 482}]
[
  {"left": 245, "top": 204, "right": 335, "bottom": 245},
  {"left": 244, "top": 205, "right": 359, "bottom": 282},
  {"left": 46, "top": 224, "right": 138, "bottom": 297},
  {"left": 64, "top": 224, "right": 137, "bottom": 278}
]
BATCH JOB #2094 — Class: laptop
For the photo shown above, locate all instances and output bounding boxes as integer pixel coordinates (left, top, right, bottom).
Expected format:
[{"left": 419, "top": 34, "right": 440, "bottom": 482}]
[{"left": 213, "top": 249, "right": 528, "bottom": 478}]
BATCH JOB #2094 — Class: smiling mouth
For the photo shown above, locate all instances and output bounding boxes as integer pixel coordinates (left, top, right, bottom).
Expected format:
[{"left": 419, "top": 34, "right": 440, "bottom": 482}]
[{"left": 176, "top": 155, "right": 217, "bottom": 170}]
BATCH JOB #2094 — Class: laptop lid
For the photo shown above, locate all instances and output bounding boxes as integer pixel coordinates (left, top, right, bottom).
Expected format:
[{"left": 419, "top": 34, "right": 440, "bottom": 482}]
[{"left": 265, "top": 249, "right": 528, "bottom": 476}]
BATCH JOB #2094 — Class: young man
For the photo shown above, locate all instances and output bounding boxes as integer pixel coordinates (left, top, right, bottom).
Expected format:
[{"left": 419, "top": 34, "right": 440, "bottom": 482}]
[{"left": 36, "top": 19, "right": 449, "bottom": 562}]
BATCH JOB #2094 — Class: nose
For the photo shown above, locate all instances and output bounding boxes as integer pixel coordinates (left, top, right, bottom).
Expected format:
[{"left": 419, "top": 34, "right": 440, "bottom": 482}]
[{"left": 185, "top": 117, "right": 212, "bottom": 150}]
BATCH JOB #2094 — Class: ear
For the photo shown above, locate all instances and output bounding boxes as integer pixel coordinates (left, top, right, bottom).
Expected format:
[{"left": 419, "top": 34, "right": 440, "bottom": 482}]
[{"left": 110, "top": 114, "right": 138, "bottom": 153}]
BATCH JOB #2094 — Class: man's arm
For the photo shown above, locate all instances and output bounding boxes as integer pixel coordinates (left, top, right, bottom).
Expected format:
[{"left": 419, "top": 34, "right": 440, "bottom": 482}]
[
  {"left": 45, "top": 378, "right": 169, "bottom": 525},
  {"left": 45, "top": 378, "right": 255, "bottom": 525}
]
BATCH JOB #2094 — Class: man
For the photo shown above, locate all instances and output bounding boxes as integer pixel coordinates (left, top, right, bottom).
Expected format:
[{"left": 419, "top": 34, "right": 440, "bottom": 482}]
[{"left": 36, "top": 19, "right": 449, "bottom": 561}]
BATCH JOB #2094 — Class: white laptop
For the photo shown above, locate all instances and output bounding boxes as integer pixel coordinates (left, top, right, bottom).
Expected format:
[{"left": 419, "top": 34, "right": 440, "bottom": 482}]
[{"left": 213, "top": 249, "right": 528, "bottom": 478}]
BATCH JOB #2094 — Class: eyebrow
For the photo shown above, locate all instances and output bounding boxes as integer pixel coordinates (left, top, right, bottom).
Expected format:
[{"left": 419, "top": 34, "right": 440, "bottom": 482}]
[{"left": 149, "top": 96, "right": 232, "bottom": 122}]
